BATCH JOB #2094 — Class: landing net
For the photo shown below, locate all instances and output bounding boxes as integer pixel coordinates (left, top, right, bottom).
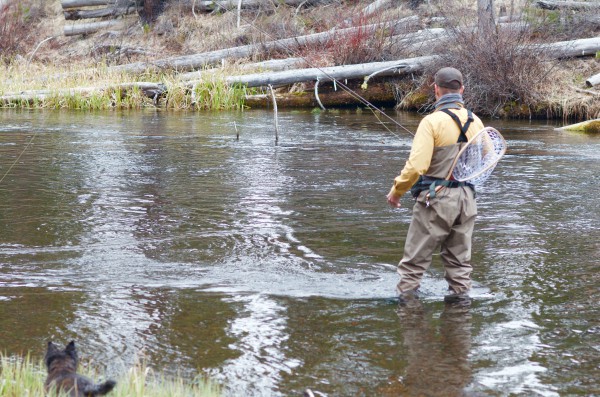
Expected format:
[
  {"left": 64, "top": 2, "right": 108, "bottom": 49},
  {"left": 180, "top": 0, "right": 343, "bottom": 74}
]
[{"left": 451, "top": 127, "right": 507, "bottom": 186}]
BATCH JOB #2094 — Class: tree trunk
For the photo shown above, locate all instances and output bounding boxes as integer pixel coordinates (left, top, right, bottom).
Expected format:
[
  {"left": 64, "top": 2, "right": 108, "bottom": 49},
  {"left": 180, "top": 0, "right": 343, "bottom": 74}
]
[
  {"left": 109, "top": 16, "right": 419, "bottom": 73},
  {"left": 477, "top": 0, "right": 496, "bottom": 34}
]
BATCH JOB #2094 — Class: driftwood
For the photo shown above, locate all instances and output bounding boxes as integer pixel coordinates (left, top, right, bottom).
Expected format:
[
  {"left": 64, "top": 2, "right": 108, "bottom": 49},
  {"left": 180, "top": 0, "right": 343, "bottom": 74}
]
[
  {"left": 177, "top": 57, "right": 306, "bottom": 81},
  {"left": 64, "top": 6, "right": 141, "bottom": 20},
  {"left": 64, "top": 20, "right": 125, "bottom": 36},
  {"left": 0, "top": 83, "right": 166, "bottom": 103},
  {"left": 215, "top": 55, "right": 438, "bottom": 88},
  {"left": 109, "top": 16, "right": 419, "bottom": 73},
  {"left": 535, "top": 0, "right": 600, "bottom": 10},
  {"left": 586, "top": 73, "right": 600, "bottom": 87},
  {"left": 244, "top": 82, "right": 397, "bottom": 108}
]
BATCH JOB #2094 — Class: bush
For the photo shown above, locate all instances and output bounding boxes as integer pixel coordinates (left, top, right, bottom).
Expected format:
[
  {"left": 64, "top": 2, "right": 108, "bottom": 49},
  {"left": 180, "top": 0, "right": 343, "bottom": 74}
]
[
  {"left": 0, "top": 1, "right": 27, "bottom": 58},
  {"left": 436, "top": 25, "right": 552, "bottom": 117},
  {"left": 0, "top": 0, "right": 48, "bottom": 61}
]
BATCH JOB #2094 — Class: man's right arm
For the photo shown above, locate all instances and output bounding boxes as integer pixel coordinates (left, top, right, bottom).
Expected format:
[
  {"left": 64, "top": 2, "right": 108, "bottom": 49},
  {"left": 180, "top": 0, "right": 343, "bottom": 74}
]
[{"left": 388, "top": 119, "right": 435, "bottom": 198}]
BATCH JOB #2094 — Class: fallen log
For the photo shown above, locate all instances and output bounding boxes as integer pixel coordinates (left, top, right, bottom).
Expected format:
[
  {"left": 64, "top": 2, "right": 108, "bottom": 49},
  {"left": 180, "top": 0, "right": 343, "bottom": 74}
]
[
  {"left": 586, "top": 73, "right": 600, "bottom": 87},
  {"left": 244, "top": 81, "right": 397, "bottom": 108},
  {"left": 215, "top": 55, "right": 438, "bottom": 88},
  {"left": 177, "top": 57, "right": 306, "bottom": 81},
  {"left": 360, "top": 0, "right": 392, "bottom": 19},
  {"left": 109, "top": 16, "right": 419, "bottom": 73},
  {"left": 535, "top": 0, "right": 600, "bottom": 10},
  {"left": 64, "top": 5, "right": 141, "bottom": 20},
  {"left": 0, "top": 82, "right": 166, "bottom": 103},
  {"left": 64, "top": 20, "right": 125, "bottom": 36},
  {"left": 559, "top": 119, "right": 600, "bottom": 133},
  {"left": 62, "top": 0, "right": 115, "bottom": 8},
  {"left": 530, "top": 37, "right": 600, "bottom": 58},
  {"left": 190, "top": 0, "right": 333, "bottom": 12}
]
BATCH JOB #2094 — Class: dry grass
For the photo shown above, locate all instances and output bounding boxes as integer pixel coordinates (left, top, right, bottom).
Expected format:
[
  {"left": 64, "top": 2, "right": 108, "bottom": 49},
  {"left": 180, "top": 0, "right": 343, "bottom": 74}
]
[
  {"left": 1, "top": 0, "right": 599, "bottom": 118},
  {"left": 0, "top": 353, "right": 221, "bottom": 397}
]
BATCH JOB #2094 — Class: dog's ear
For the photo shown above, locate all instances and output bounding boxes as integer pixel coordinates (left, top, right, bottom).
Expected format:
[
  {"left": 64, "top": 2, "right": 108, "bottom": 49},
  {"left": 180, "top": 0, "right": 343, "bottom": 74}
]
[
  {"left": 46, "top": 341, "right": 59, "bottom": 355},
  {"left": 65, "top": 341, "right": 78, "bottom": 361},
  {"left": 45, "top": 342, "right": 60, "bottom": 367}
]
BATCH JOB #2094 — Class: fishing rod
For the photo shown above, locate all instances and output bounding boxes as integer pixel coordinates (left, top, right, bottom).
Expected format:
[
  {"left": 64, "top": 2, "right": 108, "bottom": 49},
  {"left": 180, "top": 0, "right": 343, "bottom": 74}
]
[{"left": 233, "top": 9, "right": 416, "bottom": 138}]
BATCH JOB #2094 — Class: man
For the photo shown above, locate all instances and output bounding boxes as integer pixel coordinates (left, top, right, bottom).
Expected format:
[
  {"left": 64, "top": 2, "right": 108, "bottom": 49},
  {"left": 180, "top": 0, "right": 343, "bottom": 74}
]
[{"left": 386, "top": 67, "right": 485, "bottom": 304}]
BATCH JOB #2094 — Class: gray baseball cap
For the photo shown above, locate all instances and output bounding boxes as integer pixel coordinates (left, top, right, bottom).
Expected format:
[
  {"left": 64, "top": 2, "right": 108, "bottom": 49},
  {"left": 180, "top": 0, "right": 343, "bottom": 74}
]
[{"left": 434, "top": 67, "right": 463, "bottom": 89}]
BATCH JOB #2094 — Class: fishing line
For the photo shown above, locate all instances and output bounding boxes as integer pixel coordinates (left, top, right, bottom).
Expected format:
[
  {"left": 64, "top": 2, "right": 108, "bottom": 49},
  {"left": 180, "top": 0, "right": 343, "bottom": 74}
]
[
  {"left": 0, "top": 131, "right": 38, "bottom": 185},
  {"left": 234, "top": 9, "right": 416, "bottom": 138}
]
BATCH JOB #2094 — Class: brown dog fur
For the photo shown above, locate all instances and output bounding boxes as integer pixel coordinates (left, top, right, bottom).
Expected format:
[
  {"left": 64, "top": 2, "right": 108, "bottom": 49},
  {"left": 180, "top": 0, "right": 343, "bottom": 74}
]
[{"left": 44, "top": 341, "right": 116, "bottom": 397}]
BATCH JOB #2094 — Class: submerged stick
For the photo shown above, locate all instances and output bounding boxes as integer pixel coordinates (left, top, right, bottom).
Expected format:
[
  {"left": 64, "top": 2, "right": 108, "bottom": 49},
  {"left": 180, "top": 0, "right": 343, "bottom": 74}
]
[
  {"left": 314, "top": 78, "right": 326, "bottom": 110},
  {"left": 268, "top": 84, "right": 279, "bottom": 144}
]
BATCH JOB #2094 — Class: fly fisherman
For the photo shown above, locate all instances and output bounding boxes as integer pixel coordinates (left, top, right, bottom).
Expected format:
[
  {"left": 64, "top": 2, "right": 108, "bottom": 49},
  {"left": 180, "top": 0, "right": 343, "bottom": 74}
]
[{"left": 386, "top": 67, "right": 485, "bottom": 305}]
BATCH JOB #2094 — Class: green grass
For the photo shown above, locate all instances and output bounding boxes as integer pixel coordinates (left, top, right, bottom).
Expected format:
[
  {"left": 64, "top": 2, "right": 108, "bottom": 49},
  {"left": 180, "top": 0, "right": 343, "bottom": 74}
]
[
  {"left": 0, "top": 62, "right": 251, "bottom": 111},
  {"left": 0, "top": 354, "right": 221, "bottom": 397}
]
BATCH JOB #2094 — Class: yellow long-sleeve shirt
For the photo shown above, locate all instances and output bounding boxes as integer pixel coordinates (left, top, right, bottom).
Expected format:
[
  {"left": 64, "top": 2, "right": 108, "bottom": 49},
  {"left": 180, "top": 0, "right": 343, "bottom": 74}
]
[{"left": 389, "top": 106, "right": 485, "bottom": 198}]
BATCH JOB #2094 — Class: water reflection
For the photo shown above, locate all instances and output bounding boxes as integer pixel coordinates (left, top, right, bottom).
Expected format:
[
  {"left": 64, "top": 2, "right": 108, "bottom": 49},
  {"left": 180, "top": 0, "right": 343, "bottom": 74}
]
[
  {"left": 393, "top": 302, "right": 472, "bottom": 396},
  {"left": 0, "top": 110, "right": 599, "bottom": 396}
]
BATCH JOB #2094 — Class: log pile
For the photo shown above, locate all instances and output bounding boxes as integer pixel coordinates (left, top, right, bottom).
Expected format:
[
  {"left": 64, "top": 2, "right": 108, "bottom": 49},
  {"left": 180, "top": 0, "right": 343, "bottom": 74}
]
[
  {"left": 60, "top": 0, "right": 336, "bottom": 36},
  {"left": 61, "top": 0, "right": 140, "bottom": 36},
  {"left": 4, "top": 0, "right": 598, "bottom": 109}
]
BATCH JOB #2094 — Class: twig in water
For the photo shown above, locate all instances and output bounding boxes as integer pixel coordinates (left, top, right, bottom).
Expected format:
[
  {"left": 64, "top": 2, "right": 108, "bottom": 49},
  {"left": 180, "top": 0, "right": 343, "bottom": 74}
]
[
  {"left": 268, "top": 84, "right": 279, "bottom": 144},
  {"left": 314, "top": 78, "right": 326, "bottom": 111}
]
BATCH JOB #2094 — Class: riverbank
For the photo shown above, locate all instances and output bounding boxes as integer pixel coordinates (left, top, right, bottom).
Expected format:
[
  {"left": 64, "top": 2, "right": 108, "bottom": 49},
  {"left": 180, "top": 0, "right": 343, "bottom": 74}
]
[
  {"left": 1, "top": 0, "right": 599, "bottom": 119},
  {"left": 0, "top": 353, "right": 220, "bottom": 397}
]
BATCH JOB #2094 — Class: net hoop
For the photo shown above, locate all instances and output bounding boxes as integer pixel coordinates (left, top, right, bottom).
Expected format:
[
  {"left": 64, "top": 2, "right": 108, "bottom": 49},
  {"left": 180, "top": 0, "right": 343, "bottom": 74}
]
[{"left": 447, "top": 126, "right": 507, "bottom": 184}]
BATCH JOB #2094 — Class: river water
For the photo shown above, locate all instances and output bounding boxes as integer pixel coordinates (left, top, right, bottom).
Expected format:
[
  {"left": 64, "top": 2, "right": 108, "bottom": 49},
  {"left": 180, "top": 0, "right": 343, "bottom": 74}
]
[{"left": 0, "top": 109, "right": 598, "bottom": 396}]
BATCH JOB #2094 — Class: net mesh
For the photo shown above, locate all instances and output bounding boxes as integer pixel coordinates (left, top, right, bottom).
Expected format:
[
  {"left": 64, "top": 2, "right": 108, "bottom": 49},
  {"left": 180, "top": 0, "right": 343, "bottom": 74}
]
[{"left": 452, "top": 127, "right": 507, "bottom": 185}]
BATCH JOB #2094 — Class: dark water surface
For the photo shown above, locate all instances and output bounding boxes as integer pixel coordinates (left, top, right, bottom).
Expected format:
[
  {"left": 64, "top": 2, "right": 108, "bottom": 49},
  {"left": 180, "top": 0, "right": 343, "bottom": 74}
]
[{"left": 0, "top": 109, "right": 598, "bottom": 396}]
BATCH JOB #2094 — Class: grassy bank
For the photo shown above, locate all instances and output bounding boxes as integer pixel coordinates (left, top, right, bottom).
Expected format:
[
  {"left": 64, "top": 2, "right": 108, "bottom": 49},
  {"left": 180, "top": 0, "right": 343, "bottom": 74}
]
[
  {"left": 0, "top": 354, "right": 221, "bottom": 397},
  {"left": 0, "top": 62, "right": 251, "bottom": 111},
  {"left": 0, "top": 0, "right": 599, "bottom": 118}
]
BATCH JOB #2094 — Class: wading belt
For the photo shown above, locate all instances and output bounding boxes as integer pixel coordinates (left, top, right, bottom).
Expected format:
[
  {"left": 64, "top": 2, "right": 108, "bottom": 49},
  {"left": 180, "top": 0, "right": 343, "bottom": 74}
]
[{"left": 409, "top": 108, "right": 475, "bottom": 199}]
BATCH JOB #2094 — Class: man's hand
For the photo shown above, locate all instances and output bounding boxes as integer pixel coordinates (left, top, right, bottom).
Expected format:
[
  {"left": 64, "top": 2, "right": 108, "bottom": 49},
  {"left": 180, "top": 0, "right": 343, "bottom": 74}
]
[{"left": 387, "top": 192, "right": 401, "bottom": 208}]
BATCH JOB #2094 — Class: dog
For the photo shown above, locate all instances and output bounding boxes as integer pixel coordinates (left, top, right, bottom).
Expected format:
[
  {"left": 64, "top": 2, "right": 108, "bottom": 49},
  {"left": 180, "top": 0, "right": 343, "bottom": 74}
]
[{"left": 44, "top": 341, "right": 116, "bottom": 397}]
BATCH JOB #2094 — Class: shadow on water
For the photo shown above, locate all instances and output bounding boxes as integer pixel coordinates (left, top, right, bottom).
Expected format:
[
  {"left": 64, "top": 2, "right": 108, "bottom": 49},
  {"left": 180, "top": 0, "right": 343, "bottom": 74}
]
[{"left": 0, "top": 110, "right": 598, "bottom": 396}]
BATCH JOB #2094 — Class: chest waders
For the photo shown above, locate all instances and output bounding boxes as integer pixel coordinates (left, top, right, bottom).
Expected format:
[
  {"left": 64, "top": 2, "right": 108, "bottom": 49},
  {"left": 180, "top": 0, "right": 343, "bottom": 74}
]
[{"left": 409, "top": 108, "right": 476, "bottom": 200}]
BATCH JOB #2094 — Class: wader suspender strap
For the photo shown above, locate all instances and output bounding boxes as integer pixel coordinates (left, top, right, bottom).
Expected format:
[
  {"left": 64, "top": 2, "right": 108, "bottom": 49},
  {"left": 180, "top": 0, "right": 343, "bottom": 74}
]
[
  {"left": 438, "top": 108, "right": 473, "bottom": 143},
  {"left": 427, "top": 108, "right": 475, "bottom": 199}
]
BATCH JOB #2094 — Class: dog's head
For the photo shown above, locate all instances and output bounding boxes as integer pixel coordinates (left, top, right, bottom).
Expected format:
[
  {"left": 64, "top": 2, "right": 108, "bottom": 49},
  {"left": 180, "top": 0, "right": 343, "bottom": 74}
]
[{"left": 45, "top": 341, "right": 79, "bottom": 371}]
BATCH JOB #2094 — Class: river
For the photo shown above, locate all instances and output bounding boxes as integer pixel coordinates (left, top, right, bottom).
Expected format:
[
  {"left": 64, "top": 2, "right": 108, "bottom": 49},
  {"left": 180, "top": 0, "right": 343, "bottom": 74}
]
[{"left": 0, "top": 109, "right": 598, "bottom": 396}]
